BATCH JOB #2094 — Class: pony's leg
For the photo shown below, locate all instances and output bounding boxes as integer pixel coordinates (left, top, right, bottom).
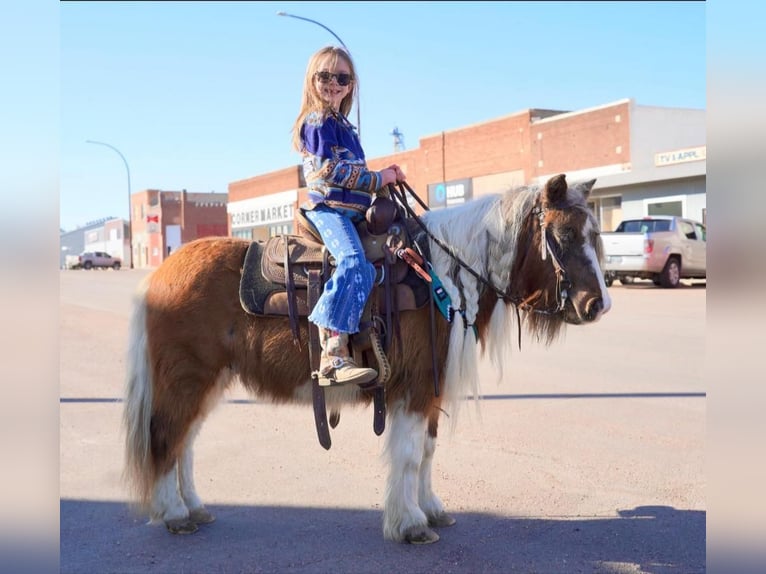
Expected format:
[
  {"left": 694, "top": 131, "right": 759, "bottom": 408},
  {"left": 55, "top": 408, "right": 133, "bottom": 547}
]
[
  {"left": 418, "top": 419, "right": 456, "bottom": 528},
  {"left": 150, "top": 463, "right": 197, "bottom": 534},
  {"left": 169, "top": 370, "right": 230, "bottom": 530},
  {"left": 150, "top": 422, "right": 214, "bottom": 533},
  {"left": 383, "top": 402, "right": 439, "bottom": 544},
  {"left": 178, "top": 421, "right": 215, "bottom": 525},
  {"left": 148, "top": 367, "right": 227, "bottom": 534}
]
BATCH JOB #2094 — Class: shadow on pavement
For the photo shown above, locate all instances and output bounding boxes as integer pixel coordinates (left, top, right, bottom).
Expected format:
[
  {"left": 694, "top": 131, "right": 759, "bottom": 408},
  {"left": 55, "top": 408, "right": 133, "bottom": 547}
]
[{"left": 61, "top": 500, "right": 704, "bottom": 573}]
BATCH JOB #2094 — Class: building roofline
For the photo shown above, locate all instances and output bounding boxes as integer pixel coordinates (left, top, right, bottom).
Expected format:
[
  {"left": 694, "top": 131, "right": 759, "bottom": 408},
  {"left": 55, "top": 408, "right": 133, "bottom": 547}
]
[
  {"left": 418, "top": 99, "right": 643, "bottom": 140},
  {"left": 532, "top": 98, "right": 634, "bottom": 124},
  {"left": 420, "top": 107, "right": 566, "bottom": 140},
  {"left": 229, "top": 164, "right": 302, "bottom": 187}
]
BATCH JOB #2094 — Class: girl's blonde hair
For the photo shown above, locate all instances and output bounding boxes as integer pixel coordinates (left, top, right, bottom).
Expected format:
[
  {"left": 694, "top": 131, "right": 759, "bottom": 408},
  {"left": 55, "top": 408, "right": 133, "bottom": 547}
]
[{"left": 291, "top": 46, "right": 358, "bottom": 152}]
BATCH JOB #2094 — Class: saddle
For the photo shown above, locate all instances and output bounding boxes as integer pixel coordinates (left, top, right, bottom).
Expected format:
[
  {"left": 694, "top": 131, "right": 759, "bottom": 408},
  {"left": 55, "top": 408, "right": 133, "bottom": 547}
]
[{"left": 238, "top": 193, "right": 432, "bottom": 450}]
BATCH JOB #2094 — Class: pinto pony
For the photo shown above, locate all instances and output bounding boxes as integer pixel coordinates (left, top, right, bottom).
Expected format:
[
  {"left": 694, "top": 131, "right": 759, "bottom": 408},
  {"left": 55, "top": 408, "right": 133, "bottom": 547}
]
[{"left": 123, "top": 174, "right": 611, "bottom": 544}]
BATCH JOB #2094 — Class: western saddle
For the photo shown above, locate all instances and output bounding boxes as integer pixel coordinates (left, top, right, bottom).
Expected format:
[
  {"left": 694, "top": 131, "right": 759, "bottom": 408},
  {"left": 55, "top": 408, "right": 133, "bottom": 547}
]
[{"left": 239, "top": 186, "right": 434, "bottom": 449}]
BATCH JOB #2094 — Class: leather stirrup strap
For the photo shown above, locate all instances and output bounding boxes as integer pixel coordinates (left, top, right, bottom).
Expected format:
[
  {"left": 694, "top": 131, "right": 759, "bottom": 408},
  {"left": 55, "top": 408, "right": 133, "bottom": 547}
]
[
  {"left": 367, "top": 293, "right": 387, "bottom": 437},
  {"left": 373, "top": 386, "right": 385, "bottom": 436},
  {"left": 307, "top": 269, "right": 322, "bottom": 376},
  {"left": 284, "top": 237, "right": 301, "bottom": 349},
  {"left": 308, "top": 268, "right": 330, "bottom": 450},
  {"left": 312, "top": 376, "right": 331, "bottom": 450},
  {"left": 383, "top": 259, "right": 392, "bottom": 352}
]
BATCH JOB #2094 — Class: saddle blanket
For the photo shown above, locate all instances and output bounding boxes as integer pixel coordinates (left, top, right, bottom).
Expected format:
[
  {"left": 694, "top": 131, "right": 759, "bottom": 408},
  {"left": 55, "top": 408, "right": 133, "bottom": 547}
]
[{"left": 239, "top": 239, "right": 430, "bottom": 318}]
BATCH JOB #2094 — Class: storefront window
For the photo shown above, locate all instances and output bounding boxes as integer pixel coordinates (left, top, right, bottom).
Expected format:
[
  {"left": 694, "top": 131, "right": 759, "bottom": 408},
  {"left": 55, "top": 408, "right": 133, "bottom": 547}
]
[
  {"left": 232, "top": 229, "right": 253, "bottom": 240},
  {"left": 269, "top": 223, "right": 293, "bottom": 237}
]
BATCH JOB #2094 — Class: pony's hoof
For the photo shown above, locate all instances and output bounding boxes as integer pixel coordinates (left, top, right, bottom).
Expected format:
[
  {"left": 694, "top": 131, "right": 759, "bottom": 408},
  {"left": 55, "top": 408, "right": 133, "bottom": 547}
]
[
  {"left": 403, "top": 525, "right": 440, "bottom": 544},
  {"left": 428, "top": 512, "right": 457, "bottom": 528},
  {"left": 189, "top": 507, "right": 216, "bottom": 524},
  {"left": 165, "top": 518, "right": 199, "bottom": 534}
]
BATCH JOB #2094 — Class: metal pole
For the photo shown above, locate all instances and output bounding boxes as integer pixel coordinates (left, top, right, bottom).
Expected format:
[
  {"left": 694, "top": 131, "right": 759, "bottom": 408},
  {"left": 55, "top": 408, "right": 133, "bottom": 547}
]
[
  {"left": 86, "top": 140, "right": 133, "bottom": 268},
  {"left": 276, "top": 11, "right": 361, "bottom": 139}
]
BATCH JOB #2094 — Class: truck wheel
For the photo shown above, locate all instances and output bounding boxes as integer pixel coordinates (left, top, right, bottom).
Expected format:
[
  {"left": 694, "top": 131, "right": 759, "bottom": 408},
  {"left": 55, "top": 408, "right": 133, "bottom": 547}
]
[
  {"left": 605, "top": 275, "right": 614, "bottom": 287},
  {"left": 620, "top": 276, "right": 634, "bottom": 285},
  {"left": 113, "top": 262, "right": 121, "bottom": 270},
  {"left": 660, "top": 257, "right": 681, "bottom": 288},
  {"left": 83, "top": 261, "right": 93, "bottom": 270}
]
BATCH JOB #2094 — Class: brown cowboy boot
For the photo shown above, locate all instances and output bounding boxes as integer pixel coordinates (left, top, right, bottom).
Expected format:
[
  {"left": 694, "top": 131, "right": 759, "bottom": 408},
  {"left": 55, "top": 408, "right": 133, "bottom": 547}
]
[{"left": 318, "top": 329, "right": 377, "bottom": 387}]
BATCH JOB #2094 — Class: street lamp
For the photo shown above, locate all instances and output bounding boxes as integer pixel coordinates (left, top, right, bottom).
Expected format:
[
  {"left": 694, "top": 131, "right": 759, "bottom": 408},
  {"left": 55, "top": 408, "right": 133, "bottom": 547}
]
[
  {"left": 276, "top": 11, "right": 362, "bottom": 139},
  {"left": 86, "top": 139, "right": 133, "bottom": 268}
]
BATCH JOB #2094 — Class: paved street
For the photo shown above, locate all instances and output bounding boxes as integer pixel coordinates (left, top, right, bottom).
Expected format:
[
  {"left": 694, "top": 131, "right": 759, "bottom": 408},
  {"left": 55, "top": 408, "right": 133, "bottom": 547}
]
[{"left": 60, "top": 269, "right": 705, "bottom": 574}]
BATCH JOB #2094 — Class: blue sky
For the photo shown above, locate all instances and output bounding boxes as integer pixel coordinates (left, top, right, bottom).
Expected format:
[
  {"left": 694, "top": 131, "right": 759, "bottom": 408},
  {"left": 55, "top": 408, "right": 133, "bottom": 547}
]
[{"left": 58, "top": 1, "right": 706, "bottom": 231}]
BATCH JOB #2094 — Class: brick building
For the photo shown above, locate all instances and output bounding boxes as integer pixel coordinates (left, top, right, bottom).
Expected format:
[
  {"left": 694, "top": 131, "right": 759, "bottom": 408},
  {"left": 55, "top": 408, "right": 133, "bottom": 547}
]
[
  {"left": 227, "top": 98, "right": 705, "bottom": 238},
  {"left": 131, "top": 189, "right": 228, "bottom": 268}
]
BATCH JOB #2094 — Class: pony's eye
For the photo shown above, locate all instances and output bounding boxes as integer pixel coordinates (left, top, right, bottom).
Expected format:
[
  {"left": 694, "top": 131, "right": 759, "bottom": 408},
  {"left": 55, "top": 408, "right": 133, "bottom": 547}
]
[{"left": 558, "top": 228, "right": 575, "bottom": 243}]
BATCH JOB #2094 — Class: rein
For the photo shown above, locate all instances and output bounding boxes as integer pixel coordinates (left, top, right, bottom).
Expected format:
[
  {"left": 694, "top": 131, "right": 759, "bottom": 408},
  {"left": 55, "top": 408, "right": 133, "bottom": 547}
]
[{"left": 389, "top": 182, "right": 571, "bottom": 318}]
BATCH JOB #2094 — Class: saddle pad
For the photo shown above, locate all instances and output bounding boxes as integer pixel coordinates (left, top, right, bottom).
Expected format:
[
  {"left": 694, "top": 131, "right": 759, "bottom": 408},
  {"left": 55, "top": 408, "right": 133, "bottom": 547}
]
[
  {"left": 239, "top": 241, "right": 286, "bottom": 315},
  {"left": 240, "top": 239, "right": 430, "bottom": 317}
]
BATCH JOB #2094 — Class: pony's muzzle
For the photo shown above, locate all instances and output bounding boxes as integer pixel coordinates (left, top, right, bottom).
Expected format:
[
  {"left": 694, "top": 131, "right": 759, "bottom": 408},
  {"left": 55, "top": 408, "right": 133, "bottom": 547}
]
[{"left": 583, "top": 297, "right": 607, "bottom": 322}]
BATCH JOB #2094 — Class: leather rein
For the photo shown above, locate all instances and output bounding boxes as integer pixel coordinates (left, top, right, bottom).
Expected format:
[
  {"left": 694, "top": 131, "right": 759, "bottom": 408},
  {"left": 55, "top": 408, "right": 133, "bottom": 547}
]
[{"left": 388, "top": 182, "right": 571, "bottom": 318}]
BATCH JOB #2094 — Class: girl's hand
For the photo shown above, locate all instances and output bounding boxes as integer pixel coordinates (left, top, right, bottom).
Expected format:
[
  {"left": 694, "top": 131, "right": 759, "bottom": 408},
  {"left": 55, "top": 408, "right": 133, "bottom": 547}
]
[
  {"left": 381, "top": 167, "right": 398, "bottom": 186},
  {"left": 381, "top": 164, "right": 406, "bottom": 186}
]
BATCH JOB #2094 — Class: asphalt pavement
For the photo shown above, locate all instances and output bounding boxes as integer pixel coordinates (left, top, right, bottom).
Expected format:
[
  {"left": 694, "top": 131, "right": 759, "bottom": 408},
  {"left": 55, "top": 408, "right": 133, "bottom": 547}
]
[{"left": 60, "top": 269, "right": 706, "bottom": 573}]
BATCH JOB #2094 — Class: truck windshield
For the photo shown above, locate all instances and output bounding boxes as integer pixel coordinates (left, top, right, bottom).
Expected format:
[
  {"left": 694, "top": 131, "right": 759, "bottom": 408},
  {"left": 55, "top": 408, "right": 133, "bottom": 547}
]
[{"left": 617, "top": 220, "right": 672, "bottom": 233}]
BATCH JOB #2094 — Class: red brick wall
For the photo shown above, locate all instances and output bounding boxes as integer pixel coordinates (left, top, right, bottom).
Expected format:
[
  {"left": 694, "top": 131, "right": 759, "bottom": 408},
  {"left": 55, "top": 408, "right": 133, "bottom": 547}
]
[
  {"left": 229, "top": 165, "right": 303, "bottom": 203},
  {"left": 436, "top": 112, "right": 532, "bottom": 181},
  {"left": 131, "top": 189, "right": 228, "bottom": 267},
  {"left": 370, "top": 112, "right": 533, "bottom": 196},
  {"left": 529, "top": 102, "right": 631, "bottom": 178},
  {"left": 181, "top": 204, "right": 228, "bottom": 241}
]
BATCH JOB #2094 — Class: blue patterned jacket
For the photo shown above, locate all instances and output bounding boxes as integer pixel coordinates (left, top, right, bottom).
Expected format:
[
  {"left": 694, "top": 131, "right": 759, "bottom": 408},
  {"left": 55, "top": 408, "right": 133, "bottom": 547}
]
[{"left": 300, "top": 110, "right": 383, "bottom": 219}]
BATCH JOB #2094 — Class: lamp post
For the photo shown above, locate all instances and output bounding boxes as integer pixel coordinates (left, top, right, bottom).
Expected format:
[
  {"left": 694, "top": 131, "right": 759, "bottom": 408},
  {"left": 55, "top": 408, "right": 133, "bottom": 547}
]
[
  {"left": 86, "top": 140, "right": 133, "bottom": 268},
  {"left": 276, "top": 11, "right": 361, "bottom": 138}
]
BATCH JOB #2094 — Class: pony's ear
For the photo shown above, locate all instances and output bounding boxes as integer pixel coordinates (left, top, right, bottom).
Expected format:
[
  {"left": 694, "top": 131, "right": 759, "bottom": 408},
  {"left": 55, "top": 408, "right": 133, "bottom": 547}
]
[
  {"left": 543, "top": 174, "right": 568, "bottom": 204},
  {"left": 577, "top": 179, "right": 597, "bottom": 200}
]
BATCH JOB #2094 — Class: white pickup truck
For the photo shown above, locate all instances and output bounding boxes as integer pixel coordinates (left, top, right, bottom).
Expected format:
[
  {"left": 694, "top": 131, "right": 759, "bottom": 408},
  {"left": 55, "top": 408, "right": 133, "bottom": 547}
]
[
  {"left": 65, "top": 251, "right": 122, "bottom": 270},
  {"left": 602, "top": 216, "right": 706, "bottom": 288}
]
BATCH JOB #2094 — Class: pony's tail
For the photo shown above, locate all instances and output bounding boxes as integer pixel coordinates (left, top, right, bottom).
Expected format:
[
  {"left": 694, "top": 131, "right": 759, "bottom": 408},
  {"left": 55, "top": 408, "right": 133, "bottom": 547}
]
[{"left": 122, "top": 277, "right": 154, "bottom": 513}]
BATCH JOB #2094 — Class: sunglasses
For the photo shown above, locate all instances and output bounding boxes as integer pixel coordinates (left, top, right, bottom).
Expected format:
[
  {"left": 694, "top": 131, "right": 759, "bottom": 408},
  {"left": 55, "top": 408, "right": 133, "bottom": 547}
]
[{"left": 314, "top": 71, "right": 353, "bottom": 87}]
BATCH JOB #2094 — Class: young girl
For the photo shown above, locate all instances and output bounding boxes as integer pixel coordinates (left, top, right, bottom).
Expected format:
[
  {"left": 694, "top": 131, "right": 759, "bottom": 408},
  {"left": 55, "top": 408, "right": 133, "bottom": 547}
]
[{"left": 291, "top": 45, "right": 405, "bottom": 386}]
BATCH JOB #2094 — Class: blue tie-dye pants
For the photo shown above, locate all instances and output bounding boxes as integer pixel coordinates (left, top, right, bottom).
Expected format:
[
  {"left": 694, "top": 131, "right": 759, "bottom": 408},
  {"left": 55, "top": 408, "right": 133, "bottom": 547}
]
[{"left": 303, "top": 204, "right": 376, "bottom": 334}]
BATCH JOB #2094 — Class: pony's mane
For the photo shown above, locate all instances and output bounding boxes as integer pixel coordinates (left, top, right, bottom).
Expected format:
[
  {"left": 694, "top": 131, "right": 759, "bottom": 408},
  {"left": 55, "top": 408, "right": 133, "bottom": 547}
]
[{"left": 420, "top": 185, "right": 542, "bottom": 429}]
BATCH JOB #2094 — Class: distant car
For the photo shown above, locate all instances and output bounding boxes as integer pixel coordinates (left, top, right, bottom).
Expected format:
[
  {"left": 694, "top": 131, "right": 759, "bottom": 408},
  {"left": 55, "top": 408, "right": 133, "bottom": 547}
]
[
  {"left": 602, "top": 216, "right": 706, "bottom": 288},
  {"left": 66, "top": 251, "right": 122, "bottom": 270}
]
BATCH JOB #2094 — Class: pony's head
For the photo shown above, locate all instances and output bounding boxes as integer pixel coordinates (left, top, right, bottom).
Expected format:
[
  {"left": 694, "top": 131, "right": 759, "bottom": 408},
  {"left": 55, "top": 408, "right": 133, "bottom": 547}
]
[{"left": 509, "top": 174, "right": 611, "bottom": 338}]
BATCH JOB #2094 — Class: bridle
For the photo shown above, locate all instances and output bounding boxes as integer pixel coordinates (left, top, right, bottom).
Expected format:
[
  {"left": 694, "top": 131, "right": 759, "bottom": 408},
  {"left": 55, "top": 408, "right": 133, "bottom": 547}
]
[
  {"left": 389, "top": 182, "right": 572, "bottom": 318},
  {"left": 528, "top": 205, "right": 571, "bottom": 315}
]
